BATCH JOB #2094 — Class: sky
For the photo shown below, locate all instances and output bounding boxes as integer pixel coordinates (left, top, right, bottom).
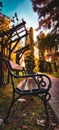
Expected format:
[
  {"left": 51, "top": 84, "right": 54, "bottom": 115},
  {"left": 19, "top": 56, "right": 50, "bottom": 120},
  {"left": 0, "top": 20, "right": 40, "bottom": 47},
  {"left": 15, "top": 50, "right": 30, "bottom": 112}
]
[{"left": 1, "top": 0, "right": 39, "bottom": 41}]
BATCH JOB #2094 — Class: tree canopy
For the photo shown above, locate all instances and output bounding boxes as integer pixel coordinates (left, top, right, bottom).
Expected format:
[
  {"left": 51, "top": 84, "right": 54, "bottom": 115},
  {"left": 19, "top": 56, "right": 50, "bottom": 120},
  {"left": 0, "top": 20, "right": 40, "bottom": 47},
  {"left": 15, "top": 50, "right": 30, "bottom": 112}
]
[{"left": 31, "top": 0, "right": 59, "bottom": 34}]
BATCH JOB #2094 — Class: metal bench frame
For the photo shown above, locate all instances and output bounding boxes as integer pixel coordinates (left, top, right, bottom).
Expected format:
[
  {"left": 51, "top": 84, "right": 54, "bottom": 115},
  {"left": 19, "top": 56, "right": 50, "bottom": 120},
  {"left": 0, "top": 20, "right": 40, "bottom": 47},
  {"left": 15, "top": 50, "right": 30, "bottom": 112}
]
[{"left": 2, "top": 58, "right": 51, "bottom": 127}]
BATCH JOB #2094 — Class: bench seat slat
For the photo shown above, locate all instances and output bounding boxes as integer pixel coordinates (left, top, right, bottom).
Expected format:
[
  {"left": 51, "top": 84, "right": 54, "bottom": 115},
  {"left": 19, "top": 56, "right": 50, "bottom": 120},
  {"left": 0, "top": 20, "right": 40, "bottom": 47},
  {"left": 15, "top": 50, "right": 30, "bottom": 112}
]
[{"left": 15, "top": 87, "right": 47, "bottom": 96}]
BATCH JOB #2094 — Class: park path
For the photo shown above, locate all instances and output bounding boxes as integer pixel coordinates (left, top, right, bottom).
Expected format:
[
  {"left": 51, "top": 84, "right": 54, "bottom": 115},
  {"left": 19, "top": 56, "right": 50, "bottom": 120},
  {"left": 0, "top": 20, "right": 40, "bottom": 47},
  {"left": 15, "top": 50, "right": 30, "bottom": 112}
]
[{"left": 49, "top": 75, "right": 59, "bottom": 122}]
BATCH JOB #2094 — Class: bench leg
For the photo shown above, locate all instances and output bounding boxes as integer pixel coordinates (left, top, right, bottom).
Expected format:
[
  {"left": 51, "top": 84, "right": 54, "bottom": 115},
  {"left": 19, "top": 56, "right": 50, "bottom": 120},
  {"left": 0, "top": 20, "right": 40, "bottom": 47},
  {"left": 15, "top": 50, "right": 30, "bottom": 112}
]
[
  {"left": 44, "top": 102, "right": 49, "bottom": 121},
  {"left": 3, "top": 99, "right": 15, "bottom": 124},
  {"left": 43, "top": 101, "right": 50, "bottom": 127},
  {"left": 3, "top": 90, "right": 20, "bottom": 124}
]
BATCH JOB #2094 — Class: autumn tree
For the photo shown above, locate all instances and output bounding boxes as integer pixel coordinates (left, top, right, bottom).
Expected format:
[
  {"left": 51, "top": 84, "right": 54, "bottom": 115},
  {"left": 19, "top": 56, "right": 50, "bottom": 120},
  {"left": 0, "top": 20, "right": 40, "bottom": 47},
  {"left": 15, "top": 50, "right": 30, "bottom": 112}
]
[
  {"left": 37, "top": 32, "right": 55, "bottom": 53},
  {"left": 0, "top": 2, "right": 11, "bottom": 58},
  {"left": 0, "top": 1, "right": 11, "bottom": 32},
  {"left": 37, "top": 31, "right": 54, "bottom": 72},
  {"left": 31, "top": 0, "right": 59, "bottom": 49},
  {"left": 31, "top": 0, "right": 59, "bottom": 31}
]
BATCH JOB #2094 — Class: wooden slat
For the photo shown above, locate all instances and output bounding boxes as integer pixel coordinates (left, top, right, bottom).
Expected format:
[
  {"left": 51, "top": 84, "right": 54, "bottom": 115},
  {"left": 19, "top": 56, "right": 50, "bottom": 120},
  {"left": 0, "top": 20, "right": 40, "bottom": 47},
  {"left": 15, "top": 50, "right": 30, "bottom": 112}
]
[
  {"left": 9, "top": 60, "right": 23, "bottom": 70},
  {"left": 16, "top": 79, "right": 27, "bottom": 90}
]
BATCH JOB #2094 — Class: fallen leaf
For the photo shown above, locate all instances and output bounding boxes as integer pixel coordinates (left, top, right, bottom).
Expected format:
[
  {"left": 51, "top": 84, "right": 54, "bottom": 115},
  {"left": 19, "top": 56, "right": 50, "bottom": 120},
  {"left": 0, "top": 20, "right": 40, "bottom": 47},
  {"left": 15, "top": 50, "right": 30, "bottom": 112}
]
[
  {"left": 37, "top": 119, "right": 45, "bottom": 127},
  {"left": 23, "top": 125, "right": 28, "bottom": 129},
  {"left": 18, "top": 98, "right": 26, "bottom": 102}
]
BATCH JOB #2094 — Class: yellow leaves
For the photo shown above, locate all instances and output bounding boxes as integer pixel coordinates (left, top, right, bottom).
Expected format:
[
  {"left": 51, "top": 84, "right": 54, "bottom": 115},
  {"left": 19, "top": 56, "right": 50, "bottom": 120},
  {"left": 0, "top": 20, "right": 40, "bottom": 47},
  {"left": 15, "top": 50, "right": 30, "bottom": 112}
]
[
  {"left": 0, "top": 14, "right": 11, "bottom": 31},
  {"left": 24, "top": 50, "right": 32, "bottom": 57}
]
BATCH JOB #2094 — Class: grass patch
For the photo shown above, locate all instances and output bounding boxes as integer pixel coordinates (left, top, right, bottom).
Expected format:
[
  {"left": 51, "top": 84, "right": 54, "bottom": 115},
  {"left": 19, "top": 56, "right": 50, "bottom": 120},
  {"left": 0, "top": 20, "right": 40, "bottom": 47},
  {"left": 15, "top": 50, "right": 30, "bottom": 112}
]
[
  {"left": 51, "top": 72, "right": 59, "bottom": 78},
  {"left": 43, "top": 71, "right": 59, "bottom": 78}
]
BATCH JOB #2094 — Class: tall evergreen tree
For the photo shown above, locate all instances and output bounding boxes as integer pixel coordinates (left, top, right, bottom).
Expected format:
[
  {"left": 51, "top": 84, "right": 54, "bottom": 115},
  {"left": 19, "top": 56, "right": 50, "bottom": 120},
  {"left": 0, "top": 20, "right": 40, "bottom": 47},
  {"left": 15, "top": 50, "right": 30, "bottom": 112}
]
[{"left": 24, "top": 27, "right": 35, "bottom": 70}]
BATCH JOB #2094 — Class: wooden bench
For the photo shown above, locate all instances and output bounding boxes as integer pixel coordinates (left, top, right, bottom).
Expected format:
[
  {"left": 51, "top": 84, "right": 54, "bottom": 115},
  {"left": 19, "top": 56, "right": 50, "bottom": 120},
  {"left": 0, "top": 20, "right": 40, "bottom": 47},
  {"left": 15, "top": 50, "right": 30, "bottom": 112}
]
[{"left": 2, "top": 58, "right": 51, "bottom": 127}]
